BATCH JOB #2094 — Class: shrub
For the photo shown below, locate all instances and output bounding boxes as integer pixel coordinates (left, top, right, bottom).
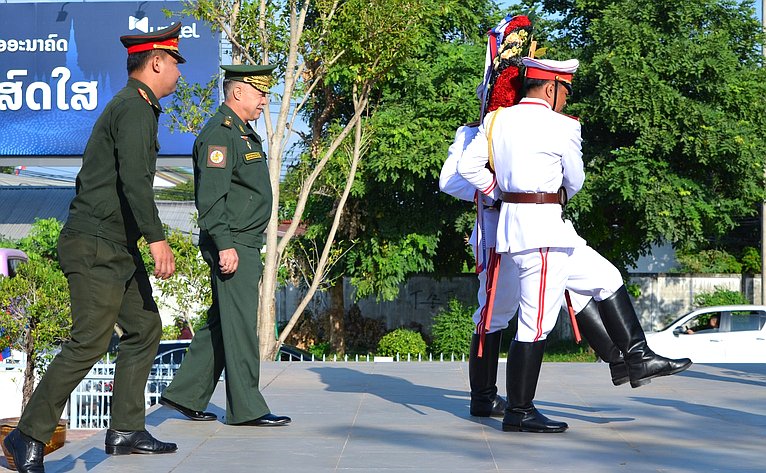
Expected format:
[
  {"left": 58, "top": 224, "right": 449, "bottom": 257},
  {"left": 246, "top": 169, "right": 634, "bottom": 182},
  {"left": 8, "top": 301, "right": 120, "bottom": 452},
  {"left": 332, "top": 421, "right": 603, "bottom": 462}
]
[
  {"left": 741, "top": 247, "right": 761, "bottom": 274},
  {"left": 376, "top": 328, "right": 427, "bottom": 357},
  {"left": 675, "top": 249, "right": 742, "bottom": 273},
  {"left": 0, "top": 257, "right": 71, "bottom": 411},
  {"left": 431, "top": 299, "right": 475, "bottom": 356},
  {"left": 308, "top": 342, "right": 331, "bottom": 358},
  {"left": 694, "top": 287, "right": 749, "bottom": 307}
]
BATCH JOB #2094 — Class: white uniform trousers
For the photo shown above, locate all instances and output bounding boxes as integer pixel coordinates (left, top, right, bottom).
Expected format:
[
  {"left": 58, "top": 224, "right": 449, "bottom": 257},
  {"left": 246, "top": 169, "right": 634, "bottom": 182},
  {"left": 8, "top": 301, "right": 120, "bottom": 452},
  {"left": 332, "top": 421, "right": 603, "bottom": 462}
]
[
  {"left": 473, "top": 248, "right": 520, "bottom": 334},
  {"left": 511, "top": 245, "right": 623, "bottom": 342}
]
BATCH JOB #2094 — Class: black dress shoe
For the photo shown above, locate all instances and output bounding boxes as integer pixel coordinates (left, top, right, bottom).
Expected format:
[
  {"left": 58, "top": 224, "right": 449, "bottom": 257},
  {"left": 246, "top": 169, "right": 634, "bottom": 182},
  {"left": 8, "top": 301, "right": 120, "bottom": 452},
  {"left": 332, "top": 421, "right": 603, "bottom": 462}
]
[
  {"left": 502, "top": 406, "right": 568, "bottom": 433},
  {"left": 470, "top": 395, "right": 507, "bottom": 417},
  {"left": 104, "top": 429, "right": 177, "bottom": 455},
  {"left": 235, "top": 413, "right": 291, "bottom": 427},
  {"left": 3, "top": 428, "right": 45, "bottom": 473},
  {"left": 159, "top": 396, "right": 217, "bottom": 421}
]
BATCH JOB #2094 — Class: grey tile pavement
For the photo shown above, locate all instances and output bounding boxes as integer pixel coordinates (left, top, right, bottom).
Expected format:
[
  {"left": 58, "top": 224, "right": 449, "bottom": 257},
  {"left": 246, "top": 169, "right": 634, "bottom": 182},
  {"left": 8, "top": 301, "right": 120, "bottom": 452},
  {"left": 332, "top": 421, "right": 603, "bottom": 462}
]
[{"left": 11, "top": 362, "right": 766, "bottom": 472}]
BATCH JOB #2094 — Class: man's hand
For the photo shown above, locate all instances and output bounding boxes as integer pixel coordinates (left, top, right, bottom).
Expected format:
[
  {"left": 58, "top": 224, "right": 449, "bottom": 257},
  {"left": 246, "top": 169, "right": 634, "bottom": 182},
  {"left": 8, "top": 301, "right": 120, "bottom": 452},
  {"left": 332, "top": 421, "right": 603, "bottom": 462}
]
[
  {"left": 149, "top": 240, "right": 176, "bottom": 279},
  {"left": 219, "top": 248, "right": 239, "bottom": 274}
]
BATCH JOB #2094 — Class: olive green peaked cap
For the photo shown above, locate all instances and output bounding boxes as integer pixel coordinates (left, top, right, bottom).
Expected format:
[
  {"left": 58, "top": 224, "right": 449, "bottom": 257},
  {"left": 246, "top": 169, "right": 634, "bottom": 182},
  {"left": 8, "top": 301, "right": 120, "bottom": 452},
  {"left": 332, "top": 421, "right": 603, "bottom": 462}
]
[{"left": 221, "top": 64, "right": 276, "bottom": 93}]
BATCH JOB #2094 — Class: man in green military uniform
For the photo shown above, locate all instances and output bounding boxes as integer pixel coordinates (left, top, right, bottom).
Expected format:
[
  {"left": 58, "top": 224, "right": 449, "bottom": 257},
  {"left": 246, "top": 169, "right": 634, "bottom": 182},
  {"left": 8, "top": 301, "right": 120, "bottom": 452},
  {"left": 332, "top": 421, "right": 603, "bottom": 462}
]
[
  {"left": 4, "top": 24, "right": 185, "bottom": 473},
  {"left": 158, "top": 65, "right": 290, "bottom": 427}
]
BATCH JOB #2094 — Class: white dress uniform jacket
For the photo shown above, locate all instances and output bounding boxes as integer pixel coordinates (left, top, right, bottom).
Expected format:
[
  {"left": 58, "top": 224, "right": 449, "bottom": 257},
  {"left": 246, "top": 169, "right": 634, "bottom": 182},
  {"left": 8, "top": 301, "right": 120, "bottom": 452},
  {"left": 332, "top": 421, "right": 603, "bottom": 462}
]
[
  {"left": 439, "top": 125, "right": 497, "bottom": 248},
  {"left": 457, "top": 98, "right": 586, "bottom": 254}
]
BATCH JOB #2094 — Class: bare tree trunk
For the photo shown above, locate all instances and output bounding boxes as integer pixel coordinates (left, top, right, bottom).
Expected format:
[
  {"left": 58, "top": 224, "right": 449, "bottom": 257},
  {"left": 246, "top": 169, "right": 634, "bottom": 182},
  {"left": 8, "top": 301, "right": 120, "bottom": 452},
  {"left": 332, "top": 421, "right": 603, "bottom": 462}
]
[
  {"left": 274, "top": 92, "right": 368, "bottom": 354},
  {"left": 21, "top": 323, "right": 34, "bottom": 412},
  {"left": 328, "top": 280, "right": 345, "bottom": 355},
  {"left": 258, "top": 0, "right": 311, "bottom": 361}
]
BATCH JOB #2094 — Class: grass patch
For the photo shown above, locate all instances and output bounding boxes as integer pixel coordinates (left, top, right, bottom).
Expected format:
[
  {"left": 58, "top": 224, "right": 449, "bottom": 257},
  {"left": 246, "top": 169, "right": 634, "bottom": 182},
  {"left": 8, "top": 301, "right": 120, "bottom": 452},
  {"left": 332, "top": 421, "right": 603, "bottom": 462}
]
[
  {"left": 543, "top": 340, "right": 599, "bottom": 362},
  {"left": 499, "top": 340, "right": 599, "bottom": 363}
]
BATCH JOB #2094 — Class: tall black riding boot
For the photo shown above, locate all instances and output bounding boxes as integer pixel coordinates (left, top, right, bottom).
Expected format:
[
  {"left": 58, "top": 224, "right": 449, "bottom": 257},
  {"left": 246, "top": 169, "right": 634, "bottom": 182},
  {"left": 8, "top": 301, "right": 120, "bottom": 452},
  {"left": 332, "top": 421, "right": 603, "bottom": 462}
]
[
  {"left": 598, "top": 286, "right": 692, "bottom": 388},
  {"left": 469, "top": 332, "right": 506, "bottom": 417},
  {"left": 502, "top": 340, "right": 568, "bottom": 433},
  {"left": 575, "top": 298, "right": 629, "bottom": 386}
]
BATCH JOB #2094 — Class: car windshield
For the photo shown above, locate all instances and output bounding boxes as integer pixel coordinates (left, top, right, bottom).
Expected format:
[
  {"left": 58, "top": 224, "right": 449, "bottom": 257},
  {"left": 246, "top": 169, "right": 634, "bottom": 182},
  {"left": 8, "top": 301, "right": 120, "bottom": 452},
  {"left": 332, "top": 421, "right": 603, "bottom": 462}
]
[{"left": 658, "top": 310, "right": 698, "bottom": 332}]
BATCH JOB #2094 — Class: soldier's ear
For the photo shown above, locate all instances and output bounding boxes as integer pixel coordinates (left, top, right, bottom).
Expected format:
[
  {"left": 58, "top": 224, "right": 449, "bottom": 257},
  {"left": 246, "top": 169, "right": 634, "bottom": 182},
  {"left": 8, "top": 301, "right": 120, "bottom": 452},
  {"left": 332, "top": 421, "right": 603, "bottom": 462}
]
[{"left": 150, "top": 53, "right": 163, "bottom": 74}]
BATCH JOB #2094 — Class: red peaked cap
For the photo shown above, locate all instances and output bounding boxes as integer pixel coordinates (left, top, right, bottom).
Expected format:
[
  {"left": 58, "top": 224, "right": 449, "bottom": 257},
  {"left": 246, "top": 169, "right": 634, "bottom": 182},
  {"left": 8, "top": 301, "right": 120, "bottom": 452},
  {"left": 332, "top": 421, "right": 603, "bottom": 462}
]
[{"left": 486, "top": 15, "right": 532, "bottom": 114}]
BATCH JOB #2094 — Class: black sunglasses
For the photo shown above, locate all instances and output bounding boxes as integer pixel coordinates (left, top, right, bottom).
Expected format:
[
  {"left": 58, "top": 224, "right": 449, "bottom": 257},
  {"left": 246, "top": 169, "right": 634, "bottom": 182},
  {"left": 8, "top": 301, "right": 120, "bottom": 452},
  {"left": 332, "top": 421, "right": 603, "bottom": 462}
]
[{"left": 558, "top": 80, "right": 573, "bottom": 96}]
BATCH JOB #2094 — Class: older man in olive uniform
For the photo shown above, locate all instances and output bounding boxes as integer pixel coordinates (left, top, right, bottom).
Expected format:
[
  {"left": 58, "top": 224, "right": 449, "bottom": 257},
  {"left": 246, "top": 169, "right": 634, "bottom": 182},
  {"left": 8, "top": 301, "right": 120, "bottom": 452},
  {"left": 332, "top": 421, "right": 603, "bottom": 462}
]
[
  {"left": 4, "top": 24, "right": 184, "bottom": 473},
  {"left": 159, "top": 65, "right": 290, "bottom": 427}
]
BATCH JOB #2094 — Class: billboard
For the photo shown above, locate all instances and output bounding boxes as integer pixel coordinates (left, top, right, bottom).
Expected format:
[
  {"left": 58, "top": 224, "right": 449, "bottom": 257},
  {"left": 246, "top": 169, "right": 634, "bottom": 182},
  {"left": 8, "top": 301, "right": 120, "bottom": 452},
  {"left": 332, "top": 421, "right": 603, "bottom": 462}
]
[{"left": 0, "top": 1, "right": 219, "bottom": 156}]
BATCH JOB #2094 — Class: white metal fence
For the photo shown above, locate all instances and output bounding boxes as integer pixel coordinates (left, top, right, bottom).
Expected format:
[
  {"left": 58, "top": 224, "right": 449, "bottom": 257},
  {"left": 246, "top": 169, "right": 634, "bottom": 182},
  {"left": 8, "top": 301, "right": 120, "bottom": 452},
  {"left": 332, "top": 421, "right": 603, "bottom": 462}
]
[{"left": 67, "top": 350, "right": 184, "bottom": 430}]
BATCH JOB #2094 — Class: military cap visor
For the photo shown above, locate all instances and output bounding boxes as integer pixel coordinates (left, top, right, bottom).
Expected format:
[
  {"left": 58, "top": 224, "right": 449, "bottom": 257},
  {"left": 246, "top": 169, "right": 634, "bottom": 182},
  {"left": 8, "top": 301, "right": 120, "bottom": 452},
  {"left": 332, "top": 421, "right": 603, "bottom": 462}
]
[
  {"left": 222, "top": 65, "right": 276, "bottom": 93},
  {"left": 120, "top": 22, "right": 186, "bottom": 64}
]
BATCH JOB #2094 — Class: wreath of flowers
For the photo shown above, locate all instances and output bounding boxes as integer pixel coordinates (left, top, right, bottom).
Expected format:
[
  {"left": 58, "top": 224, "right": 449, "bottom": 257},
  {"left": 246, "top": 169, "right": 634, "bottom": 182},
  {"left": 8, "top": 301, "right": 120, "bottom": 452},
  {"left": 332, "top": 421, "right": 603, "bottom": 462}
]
[{"left": 485, "top": 15, "right": 533, "bottom": 114}]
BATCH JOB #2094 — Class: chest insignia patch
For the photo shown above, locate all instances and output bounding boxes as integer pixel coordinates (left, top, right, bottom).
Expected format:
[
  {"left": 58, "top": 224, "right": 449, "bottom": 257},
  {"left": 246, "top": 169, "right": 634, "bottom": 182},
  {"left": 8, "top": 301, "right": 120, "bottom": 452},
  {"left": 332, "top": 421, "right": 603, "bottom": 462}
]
[
  {"left": 241, "top": 135, "right": 252, "bottom": 149},
  {"left": 207, "top": 145, "right": 227, "bottom": 168},
  {"left": 245, "top": 152, "right": 262, "bottom": 162}
]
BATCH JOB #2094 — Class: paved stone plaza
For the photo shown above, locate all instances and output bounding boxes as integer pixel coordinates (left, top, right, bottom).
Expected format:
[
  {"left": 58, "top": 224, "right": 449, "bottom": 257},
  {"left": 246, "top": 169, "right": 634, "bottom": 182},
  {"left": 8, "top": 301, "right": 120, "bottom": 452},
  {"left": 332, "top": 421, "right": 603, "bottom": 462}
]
[{"left": 7, "top": 362, "right": 766, "bottom": 472}]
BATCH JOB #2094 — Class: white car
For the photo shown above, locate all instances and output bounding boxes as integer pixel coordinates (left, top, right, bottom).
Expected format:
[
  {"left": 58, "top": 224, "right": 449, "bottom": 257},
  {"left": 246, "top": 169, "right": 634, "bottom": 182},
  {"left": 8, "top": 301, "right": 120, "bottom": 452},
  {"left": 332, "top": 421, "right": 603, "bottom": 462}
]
[{"left": 644, "top": 305, "right": 766, "bottom": 363}]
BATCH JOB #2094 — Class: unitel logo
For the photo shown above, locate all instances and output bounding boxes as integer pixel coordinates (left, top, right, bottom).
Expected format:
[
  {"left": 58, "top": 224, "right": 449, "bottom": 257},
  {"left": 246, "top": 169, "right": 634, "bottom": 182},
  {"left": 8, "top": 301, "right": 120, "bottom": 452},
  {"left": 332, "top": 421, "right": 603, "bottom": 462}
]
[
  {"left": 127, "top": 16, "right": 201, "bottom": 38},
  {"left": 128, "top": 15, "right": 149, "bottom": 33}
]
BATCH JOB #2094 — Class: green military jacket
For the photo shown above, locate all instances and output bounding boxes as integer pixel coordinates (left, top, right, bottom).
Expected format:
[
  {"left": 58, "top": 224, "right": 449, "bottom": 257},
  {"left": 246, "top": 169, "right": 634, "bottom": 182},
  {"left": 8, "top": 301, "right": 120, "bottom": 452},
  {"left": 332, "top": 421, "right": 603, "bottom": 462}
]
[
  {"left": 65, "top": 78, "right": 165, "bottom": 246},
  {"left": 194, "top": 103, "right": 273, "bottom": 250}
]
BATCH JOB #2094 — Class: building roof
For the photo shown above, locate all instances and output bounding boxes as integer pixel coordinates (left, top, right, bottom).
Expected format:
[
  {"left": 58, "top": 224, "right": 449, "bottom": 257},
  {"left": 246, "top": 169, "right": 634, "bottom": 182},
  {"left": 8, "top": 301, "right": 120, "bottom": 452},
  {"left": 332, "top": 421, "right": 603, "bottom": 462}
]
[
  {"left": 0, "top": 186, "right": 199, "bottom": 242},
  {"left": 0, "top": 186, "right": 299, "bottom": 243}
]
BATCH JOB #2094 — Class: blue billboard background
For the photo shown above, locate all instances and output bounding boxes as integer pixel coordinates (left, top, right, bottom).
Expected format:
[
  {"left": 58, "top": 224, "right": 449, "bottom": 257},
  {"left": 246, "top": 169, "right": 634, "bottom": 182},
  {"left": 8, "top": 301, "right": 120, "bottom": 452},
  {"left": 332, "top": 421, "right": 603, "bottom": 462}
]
[{"left": 0, "top": 1, "right": 219, "bottom": 156}]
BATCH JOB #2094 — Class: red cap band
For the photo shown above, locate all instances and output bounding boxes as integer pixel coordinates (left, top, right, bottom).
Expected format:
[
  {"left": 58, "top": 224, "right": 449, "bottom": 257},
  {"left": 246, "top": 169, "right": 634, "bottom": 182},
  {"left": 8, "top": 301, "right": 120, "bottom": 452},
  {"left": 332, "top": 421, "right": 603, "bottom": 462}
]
[
  {"left": 525, "top": 67, "right": 573, "bottom": 83},
  {"left": 126, "top": 38, "right": 180, "bottom": 55}
]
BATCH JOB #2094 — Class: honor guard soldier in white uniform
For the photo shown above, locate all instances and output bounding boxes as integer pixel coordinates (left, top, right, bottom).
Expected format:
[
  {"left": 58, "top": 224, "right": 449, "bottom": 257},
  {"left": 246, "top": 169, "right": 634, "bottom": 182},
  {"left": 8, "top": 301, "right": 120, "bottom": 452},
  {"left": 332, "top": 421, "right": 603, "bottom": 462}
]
[
  {"left": 441, "top": 14, "right": 630, "bottom": 419},
  {"left": 457, "top": 57, "right": 692, "bottom": 433},
  {"left": 441, "top": 124, "right": 630, "bottom": 419}
]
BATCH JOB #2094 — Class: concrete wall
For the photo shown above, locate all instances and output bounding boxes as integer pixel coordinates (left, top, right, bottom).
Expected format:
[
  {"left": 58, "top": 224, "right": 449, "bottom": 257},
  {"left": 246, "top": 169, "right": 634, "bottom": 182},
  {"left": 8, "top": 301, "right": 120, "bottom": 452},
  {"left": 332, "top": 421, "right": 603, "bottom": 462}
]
[{"left": 275, "top": 273, "right": 763, "bottom": 337}]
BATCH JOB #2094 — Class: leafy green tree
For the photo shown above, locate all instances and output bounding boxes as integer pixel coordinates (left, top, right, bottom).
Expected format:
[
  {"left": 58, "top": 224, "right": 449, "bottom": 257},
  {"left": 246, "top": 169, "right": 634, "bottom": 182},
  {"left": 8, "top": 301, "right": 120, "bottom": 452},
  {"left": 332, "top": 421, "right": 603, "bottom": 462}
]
[
  {"left": 164, "top": 75, "right": 219, "bottom": 135},
  {"left": 281, "top": 0, "right": 497, "bottom": 352},
  {"left": 175, "top": 0, "right": 441, "bottom": 359},
  {"left": 532, "top": 0, "right": 766, "bottom": 271}
]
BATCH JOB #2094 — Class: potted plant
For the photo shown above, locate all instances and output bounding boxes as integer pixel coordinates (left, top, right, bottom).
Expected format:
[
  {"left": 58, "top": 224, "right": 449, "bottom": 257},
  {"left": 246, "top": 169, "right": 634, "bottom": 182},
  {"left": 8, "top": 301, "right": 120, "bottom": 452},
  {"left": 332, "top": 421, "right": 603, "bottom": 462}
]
[{"left": 0, "top": 222, "right": 72, "bottom": 468}]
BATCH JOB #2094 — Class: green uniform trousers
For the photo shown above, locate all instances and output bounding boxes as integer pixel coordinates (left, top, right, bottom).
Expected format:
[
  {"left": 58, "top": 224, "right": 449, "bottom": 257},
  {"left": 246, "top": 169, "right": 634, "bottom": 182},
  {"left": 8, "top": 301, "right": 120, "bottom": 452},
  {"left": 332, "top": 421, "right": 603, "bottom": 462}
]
[
  {"left": 18, "top": 230, "right": 162, "bottom": 443},
  {"left": 162, "top": 241, "right": 269, "bottom": 424}
]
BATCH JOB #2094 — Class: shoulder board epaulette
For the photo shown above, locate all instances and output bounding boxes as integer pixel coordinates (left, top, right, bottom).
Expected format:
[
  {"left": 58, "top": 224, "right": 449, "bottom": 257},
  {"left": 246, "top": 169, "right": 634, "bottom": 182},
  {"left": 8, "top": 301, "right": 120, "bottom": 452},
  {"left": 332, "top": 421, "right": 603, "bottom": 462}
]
[
  {"left": 222, "top": 116, "right": 233, "bottom": 128},
  {"left": 137, "top": 88, "right": 152, "bottom": 106}
]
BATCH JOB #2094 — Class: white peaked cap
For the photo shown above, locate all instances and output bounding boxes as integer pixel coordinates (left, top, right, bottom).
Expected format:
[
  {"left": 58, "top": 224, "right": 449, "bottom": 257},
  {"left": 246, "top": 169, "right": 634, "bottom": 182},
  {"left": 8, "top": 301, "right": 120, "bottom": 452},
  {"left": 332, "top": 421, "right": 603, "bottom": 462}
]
[{"left": 522, "top": 58, "right": 579, "bottom": 81}]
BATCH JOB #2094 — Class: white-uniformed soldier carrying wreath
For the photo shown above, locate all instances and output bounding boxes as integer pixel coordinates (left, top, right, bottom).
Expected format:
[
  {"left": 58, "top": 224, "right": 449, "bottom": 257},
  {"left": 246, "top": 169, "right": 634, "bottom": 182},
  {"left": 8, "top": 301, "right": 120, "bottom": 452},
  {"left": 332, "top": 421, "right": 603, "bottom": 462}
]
[{"left": 457, "top": 37, "right": 693, "bottom": 433}]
